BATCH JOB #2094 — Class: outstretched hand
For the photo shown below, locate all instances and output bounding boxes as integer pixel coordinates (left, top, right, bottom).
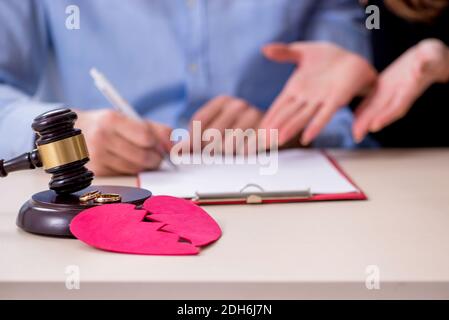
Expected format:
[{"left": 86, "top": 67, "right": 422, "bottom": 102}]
[
  {"left": 260, "top": 42, "right": 377, "bottom": 146},
  {"left": 353, "top": 39, "right": 449, "bottom": 142}
]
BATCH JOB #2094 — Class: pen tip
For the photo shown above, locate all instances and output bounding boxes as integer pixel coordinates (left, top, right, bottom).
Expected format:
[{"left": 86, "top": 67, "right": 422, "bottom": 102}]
[{"left": 89, "top": 67, "right": 99, "bottom": 78}]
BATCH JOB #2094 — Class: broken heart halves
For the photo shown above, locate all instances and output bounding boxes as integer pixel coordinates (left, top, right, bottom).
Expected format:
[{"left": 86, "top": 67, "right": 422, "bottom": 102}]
[{"left": 70, "top": 195, "right": 222, "bottom": 255}]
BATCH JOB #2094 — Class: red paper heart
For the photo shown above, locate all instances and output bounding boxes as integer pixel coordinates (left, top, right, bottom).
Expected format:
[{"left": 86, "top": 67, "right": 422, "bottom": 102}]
[
  {"left": 143, "top": 196, "right": 222, "bottom": 247},
  {"left": 70, "top": 196, "right": 221, "bottom": 255}
]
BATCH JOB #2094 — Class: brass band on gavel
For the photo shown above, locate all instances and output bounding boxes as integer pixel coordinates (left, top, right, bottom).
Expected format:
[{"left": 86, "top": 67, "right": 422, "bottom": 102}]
[{"left": 37, "top": 134, "right": 89, "bottom": 170}]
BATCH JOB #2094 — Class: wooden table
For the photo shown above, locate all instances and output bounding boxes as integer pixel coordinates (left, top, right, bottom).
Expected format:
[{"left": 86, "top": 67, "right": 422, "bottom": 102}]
[{"left": 1, "top": 149, "right": 449, "bottom": 299}]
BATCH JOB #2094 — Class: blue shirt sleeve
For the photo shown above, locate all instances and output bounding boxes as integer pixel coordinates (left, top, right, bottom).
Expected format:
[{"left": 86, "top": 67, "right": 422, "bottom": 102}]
[
  {"left": 0, "top": 0, "right": 61, "bottom": 158},
  {"left": 304, "top": 0, "right": 371, "bottom": 60}
]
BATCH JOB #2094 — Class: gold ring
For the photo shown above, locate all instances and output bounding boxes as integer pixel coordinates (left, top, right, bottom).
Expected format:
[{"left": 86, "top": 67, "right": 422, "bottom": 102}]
[
  {"left": 94, "top": 193, "right": 122, "bottom": 203},
  {"left": 79, "top": 190, "right": 101, "bottom": 202}
]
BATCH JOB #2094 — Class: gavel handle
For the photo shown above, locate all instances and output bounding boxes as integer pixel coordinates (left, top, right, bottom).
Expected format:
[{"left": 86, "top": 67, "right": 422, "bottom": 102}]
[{"left": 0, "top": 150, "right": 42, "bottom": 177}]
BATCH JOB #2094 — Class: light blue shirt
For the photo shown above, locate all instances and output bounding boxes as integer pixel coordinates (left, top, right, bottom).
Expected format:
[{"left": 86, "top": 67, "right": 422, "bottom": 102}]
[{"left": 0, "top": 0, "right": 370, "bottom": 158}]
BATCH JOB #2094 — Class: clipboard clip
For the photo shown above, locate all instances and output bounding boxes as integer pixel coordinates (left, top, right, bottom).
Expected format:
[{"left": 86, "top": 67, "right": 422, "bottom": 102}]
[{"left": 193, "top": 183, "right": 312, "bottom": 204}]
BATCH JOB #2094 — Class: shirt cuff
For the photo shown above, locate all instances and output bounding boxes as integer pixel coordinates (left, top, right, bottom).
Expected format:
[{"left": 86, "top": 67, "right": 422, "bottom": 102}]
[{"left": 0, "top": 99, "right": 63, "bottom": 158}]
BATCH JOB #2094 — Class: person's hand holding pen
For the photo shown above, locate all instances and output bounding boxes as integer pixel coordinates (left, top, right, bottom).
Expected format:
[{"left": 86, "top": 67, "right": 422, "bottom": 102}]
[
  {"left": 72, "top": 68, "right": 174, "bottom": 176},
  {"left": 76, "top": 109, "right": 172, "bottom": 176}
]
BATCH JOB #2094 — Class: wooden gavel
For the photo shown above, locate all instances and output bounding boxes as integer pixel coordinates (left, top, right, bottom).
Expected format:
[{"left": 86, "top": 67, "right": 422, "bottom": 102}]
[
  {"left": 0, "top": 108, "right": 94, "bottom": 194},
  {"left": 0, "top": 107, "right": 152, "bottom": 237}
]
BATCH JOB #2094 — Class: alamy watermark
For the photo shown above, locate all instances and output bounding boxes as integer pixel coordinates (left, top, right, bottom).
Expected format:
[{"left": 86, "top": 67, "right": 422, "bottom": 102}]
[
  {"left": 365, "top": 265, "right": 381, "bottom": 290},
  {"left": 65, "top": 3, "right": 381, "bottom": 31},
  {"left": 65, "top": 265, "right": 81, "bottom": 290},
  {"left": 65, "top": 5, "right": 80, "bottom": 30},
  {"left": 365, "top": 4, "right": 380, "bottom": 30},
  {"left": 170, "top": 121, "right": 279, "bottom": 175}
]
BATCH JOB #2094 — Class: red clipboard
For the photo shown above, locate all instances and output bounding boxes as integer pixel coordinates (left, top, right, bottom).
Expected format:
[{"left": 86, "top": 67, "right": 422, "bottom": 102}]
[{"left": 137, "top": 151, "right": 367, "bottom": 205}]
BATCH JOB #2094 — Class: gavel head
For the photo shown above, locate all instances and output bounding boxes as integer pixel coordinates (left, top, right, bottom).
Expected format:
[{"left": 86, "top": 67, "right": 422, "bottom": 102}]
[{"left": 32, "top": 108, "right": 94, "bottom": 195}]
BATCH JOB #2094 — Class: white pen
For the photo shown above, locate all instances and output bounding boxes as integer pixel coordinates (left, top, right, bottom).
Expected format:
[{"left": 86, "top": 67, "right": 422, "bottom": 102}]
[{"left": 89, "top": 67, "right": 176, "bottom": 169}]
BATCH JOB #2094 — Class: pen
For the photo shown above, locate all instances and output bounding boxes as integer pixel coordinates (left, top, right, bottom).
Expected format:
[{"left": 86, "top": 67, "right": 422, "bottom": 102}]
[{"left": 89, "top": 67, "right": 176, "bottom": 169}]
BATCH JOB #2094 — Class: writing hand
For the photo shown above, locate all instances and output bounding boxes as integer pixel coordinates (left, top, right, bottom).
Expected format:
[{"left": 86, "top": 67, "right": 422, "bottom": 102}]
[{"left": 76, "top": 109, "right": 172, "bottom": 176}]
